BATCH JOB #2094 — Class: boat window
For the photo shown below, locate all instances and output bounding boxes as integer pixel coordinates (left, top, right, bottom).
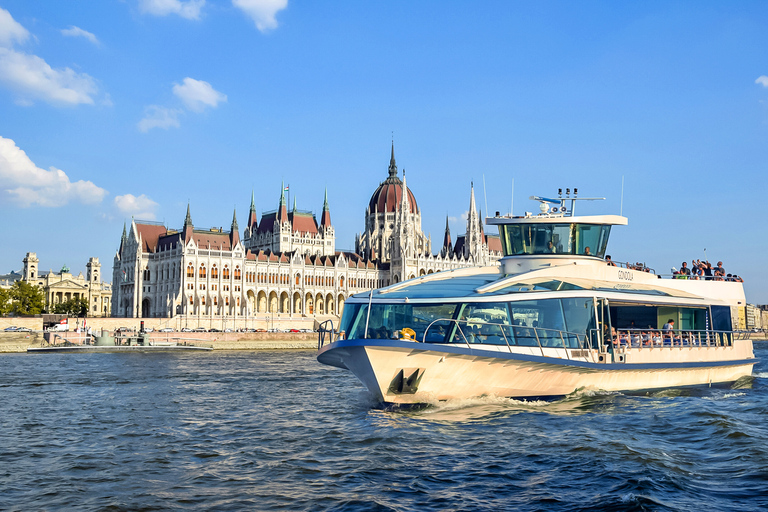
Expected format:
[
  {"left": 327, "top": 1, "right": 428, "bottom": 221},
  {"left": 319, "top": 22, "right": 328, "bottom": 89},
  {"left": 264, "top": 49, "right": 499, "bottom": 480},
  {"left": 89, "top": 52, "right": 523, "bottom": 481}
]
[
  {"left": 711, "top": 306, "right": 732, "bottom": 331},
  {"left": 457, "top": 302, "right": 511, "bottom": 345},
  {"left": 342, "top": 302, "right": 459, "bottom": 341},
  {"left": 561, "top": 298, "right": 596, "bottom": 348},
  {"left": 498, "top": 223, "right": 611, "bottom": 258},
  {"left": 508, "top": 299, "right": 569, "bottom": 347}
]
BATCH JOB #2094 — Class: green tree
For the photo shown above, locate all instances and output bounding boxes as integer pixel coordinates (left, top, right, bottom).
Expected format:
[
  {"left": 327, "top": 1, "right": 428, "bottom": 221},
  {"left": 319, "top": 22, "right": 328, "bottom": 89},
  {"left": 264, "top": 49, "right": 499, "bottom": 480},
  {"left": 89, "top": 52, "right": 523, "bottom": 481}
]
[
  {"left": 53, "top": 298, "right": 88, "bottom": 316},
  {"left": 0, "top": 287, "right": 10, "bottom": 316},
  {"left": 9, "top": 281, "right": 45, "bottom": 316}
]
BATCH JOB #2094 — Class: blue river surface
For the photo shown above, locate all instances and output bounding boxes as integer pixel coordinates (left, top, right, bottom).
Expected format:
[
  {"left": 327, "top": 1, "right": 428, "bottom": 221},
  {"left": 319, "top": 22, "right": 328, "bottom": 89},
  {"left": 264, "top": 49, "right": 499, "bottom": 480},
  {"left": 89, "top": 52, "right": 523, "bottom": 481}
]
[{"left": 1, "top": 343, "right": 768, "bottom": 512}]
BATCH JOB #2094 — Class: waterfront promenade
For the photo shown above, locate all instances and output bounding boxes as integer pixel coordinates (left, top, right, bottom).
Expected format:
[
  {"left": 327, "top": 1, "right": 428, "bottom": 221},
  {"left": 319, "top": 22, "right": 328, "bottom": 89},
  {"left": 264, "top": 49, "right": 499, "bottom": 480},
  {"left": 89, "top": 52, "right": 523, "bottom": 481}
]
[{"left": 0, "top": 330, "right": 317, "bottom": 353}]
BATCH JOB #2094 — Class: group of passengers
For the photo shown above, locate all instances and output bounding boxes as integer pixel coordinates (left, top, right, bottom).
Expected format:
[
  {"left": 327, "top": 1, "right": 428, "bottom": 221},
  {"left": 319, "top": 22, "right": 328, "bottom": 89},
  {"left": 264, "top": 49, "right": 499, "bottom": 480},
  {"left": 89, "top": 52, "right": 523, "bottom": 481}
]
[
  {"left": 605, "top": 256, "right": 651, "bottom": 272},
  {"left": 673, "top": 260, "right": 742, "bottom": 281},
  {"left": 605, "top": 320, "right": 705, "bottom": 347}
]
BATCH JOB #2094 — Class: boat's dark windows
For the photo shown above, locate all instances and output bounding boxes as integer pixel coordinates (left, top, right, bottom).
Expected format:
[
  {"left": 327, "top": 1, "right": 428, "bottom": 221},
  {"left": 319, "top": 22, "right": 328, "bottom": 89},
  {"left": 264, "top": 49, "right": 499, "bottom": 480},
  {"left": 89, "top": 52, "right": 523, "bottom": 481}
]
[
  {"left": 412, "top": 304, "right": 459, "bottom": 342},
  {"left": 498, "top": 223, "right": 609, "bottom": 257},
  {"left": 711, "top": 306, "right": 732, "bottom": 331},
  {"left": 341, "top": 303, "right": 367, "bottom": 339},
  {"left": 561, "top": 297, "right": 596, "bottom": 348},
  {"left": 574, "top": 224, "right": 607, "bottom": 257},
  {"left": 348, "top": 303, "right": 459, "bottom": 341},
  {"left": 508, "top": 299, "right": 567, "bottom": 347},
  {"left": 457, "top": 302, "right": 511, "bottom": 345},
  {"left": 609, "top": 305, "right": 658, "bottom": 330}
]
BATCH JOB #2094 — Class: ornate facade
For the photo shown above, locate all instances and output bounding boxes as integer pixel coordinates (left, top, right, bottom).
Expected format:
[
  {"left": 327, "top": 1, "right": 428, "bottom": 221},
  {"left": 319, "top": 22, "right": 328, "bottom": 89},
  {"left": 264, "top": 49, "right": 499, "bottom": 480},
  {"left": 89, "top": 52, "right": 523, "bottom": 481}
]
[
  {"left": 112, "top": 145, "right": 501, "bottom": 321},
  {"left": 0, "top": 253, "right": 112, "bottom": 316}
]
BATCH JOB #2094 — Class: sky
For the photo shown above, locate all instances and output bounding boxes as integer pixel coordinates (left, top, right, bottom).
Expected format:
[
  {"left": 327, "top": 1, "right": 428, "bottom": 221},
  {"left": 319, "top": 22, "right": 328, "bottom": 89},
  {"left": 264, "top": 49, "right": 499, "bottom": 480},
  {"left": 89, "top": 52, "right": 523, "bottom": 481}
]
[{"left": 1, "top": 1, "right": 768, "bottom": 303}]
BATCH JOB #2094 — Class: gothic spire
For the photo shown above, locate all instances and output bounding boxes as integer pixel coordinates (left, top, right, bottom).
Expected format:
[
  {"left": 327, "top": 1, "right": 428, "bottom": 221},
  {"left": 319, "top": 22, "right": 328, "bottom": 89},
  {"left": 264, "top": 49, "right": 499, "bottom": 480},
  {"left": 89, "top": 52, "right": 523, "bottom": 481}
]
[
  {"left": 249, "top": 190, "right": 256, "bottom": 213},
  {"left": 121, "top": 222, "right": 127, "bottom": 241},
  {"left": 231, "top": 208, "right": 239, "bottom": 232},
  {"left": 183, "top": 202, "right": 192, "bottom": 228},
  {"left": 230, "top": 208, "right": 240, "bottom": 246},
  {"left": 388, "top": 141, "right": 397, "bottom": 178},
  {"left": 320, "top": 187, "right": 332, "bottom": 229}
]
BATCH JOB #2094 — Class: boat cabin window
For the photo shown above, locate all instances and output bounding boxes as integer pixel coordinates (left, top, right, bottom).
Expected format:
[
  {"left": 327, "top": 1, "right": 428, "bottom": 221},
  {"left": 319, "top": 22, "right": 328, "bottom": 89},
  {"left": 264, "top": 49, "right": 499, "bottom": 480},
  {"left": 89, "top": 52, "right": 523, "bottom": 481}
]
[
  {"left": 341, "top": 302, "right": 459, "bottom": 341},
  {"left": 498, "top": 223, "right": 611, "bottom": 258}
]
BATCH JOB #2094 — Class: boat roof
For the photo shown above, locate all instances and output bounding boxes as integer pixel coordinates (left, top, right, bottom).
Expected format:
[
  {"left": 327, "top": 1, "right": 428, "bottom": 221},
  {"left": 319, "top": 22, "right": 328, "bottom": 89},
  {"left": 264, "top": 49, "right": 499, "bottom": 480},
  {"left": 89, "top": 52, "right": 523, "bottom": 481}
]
[{"left": 349, "top": 262, "right": 743, "bottom": 306}]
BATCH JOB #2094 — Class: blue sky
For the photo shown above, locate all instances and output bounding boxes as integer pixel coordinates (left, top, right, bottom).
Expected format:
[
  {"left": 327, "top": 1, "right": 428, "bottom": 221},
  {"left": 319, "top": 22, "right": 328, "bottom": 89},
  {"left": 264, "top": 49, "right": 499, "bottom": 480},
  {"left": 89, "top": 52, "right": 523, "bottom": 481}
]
[{"left": 1, "top": 1, "right": 768, "bottom": 303}]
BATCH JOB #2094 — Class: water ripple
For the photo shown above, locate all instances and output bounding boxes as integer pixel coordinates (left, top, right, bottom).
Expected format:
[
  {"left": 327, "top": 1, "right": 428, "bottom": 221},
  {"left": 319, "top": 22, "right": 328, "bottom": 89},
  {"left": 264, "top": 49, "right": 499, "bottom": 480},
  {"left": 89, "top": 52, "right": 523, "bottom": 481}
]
[{"left": 1, "top": 348, "right": 768, "bottom": 511}]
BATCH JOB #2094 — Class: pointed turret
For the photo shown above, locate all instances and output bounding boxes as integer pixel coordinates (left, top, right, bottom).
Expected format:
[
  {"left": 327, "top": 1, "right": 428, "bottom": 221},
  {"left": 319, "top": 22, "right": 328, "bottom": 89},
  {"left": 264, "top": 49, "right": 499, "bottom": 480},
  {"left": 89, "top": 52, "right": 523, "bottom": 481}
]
[
  {"left": 320, "top": 188, "right": 332, "bottom": 229},
  {"left": 230, "top": 208, "right": 240, "bottom": 247},
  {"left": 247, "top": 190, "right": 258, "bottom": 231},
  {"left": 277, "top": 182, "right": 289, "bottom": 223},
  {"left": 183, "top": 203, "right": 194, "bottom": 242},
  {"left": 388, "top": 141, "right": 397, "bottom": 179},
  {"left": 442, "top": 216, "right": 453, "bottom": 255}
]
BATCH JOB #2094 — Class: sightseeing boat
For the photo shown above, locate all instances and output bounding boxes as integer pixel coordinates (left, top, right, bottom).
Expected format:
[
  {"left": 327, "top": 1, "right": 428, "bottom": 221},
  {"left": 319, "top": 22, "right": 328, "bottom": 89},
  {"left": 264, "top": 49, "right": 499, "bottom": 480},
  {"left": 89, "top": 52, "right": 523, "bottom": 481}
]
[{"left": 317, "top": 192, "right": 755, "bottom": 405}]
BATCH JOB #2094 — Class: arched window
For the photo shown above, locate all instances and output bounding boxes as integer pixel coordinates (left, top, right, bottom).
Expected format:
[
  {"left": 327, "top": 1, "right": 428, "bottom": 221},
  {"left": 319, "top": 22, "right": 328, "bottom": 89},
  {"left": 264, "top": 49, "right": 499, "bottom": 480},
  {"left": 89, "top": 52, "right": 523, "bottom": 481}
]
[
  {"left": 340, "top": 276, "right": 345, "bottom": 287},
  {"left": 235, "top": 266, "right": 241, "bottom": 280},
  {"left": 211, "top": 265, "right": 218, "bottom": 279},
  {"left": 223, "top": 266, "right": 230, "bottom": 280},
  {"left": 296, "top": 273, "right": 301, "bottom": 285},
  {"left": 199, "top": 264, "right": 206, "bottom": 279}
]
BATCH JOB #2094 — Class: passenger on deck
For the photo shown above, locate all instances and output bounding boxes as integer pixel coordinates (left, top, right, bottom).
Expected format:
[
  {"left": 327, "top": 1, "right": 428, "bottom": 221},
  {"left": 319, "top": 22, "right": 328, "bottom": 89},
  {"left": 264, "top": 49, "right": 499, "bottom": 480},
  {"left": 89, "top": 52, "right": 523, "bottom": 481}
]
[
  {"left": 547, "top": 241, "right": 557, "bottom": 253},
  {"left": 606, "top": 255, "right": 617, "bottom": 266},
  {"left": 662, "top": 319, "right": 675, "bottom": 343},
  {"left": 714, "top": 261, "right": 725, "bottom": 276},
  {"left": 703, "top": 262, "right": 713, "bottom": 281},
  {"left": 679, "top": 262, "right": 691, "bottom": 278}
]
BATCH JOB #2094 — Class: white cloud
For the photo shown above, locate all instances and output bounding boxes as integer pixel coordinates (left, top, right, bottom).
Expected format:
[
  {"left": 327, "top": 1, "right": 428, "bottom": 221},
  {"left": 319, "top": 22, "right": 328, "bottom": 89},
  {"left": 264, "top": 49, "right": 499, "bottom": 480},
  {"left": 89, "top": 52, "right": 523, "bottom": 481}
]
[
  {"left": 233, "top": 0, "right": 287, "bottom": 32},
  {"left": 0, "top": 7, "right": 29, "bottom": 48},
  {"left": 139, "top": 0, "right": 205, "bottom": 20},
  {"left": 0, "top": 135, "right": 107, "bottom": 207},
  {"left": 0, "top": 8, "right": 99, "bottom": 106},
  {"left": 114, "top": 194, "right": 159, "bottom": 220},
  {"left": 756, "top": 76, "right": 768, "bottom": 87},
  {"left": 172, "top": 77, "right": 227, "bottom": 112},
  {"left": 61, "top": 26, "right": 99, "bottom": 46},
  {"left": 138, "top": 105, "right": 183, "bottom": 132}
]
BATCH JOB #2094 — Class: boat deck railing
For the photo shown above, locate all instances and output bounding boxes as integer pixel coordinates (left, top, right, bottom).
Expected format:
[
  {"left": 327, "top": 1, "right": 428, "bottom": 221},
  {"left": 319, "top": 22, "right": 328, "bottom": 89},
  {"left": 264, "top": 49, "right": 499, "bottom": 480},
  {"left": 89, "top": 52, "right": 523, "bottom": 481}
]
[
  {"left": 602, "top": 328, "right": 734, "bottom": 348},
  {"left": 319, "top": 319, "right": 741, "bottom": 361}
]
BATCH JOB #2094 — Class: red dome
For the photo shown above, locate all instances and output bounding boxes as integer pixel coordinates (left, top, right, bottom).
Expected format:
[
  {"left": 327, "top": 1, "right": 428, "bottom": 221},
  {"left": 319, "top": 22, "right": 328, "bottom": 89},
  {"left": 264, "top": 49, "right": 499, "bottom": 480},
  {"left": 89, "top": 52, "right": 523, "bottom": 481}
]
[
  {"left": 368, "top": 180, "right": 419, "bottom": 214},
  {"left": 368, "top": 143, "right": 419, "bottom": 214}
]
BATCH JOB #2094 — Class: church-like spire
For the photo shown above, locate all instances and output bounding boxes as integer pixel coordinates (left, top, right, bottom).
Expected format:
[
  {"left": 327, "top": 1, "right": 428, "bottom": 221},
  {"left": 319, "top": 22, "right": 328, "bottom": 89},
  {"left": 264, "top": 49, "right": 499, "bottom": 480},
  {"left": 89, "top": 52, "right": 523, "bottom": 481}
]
[
  {"left": 320, "top": 188, "right": 332, "bottom": 229},
  {"left": 277, "top": 182, "right": 289, "bottom": 223},
  {"left": 442, "top": 216, "right": 452, "bottom": 254},
  {"left": 388, "top": 141, "right": 397, "bottom": 178},
  {"left": 121, "top": 222, "right": 127, "bottom": 241},
  {"left": 183, "top": 202, "right": 194, "bottom": 242},
  {"left": 230, "top": 208, "right": 240, "bottom": 246},
  {"left": 183, "top": 202, "right": 192, "bottom": 228},
  {"left": 247, "top": 190, "right": 258, "bottom": 231}
]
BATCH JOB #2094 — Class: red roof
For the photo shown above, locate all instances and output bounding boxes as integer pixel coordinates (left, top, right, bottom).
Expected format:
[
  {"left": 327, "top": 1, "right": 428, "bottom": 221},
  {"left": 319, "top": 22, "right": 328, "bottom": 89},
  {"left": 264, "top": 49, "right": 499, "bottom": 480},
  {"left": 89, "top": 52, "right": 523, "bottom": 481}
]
[
  {"left": 368, "top": 181, "right": 419, "bottom": 214},
  {"left": 135, "top": 223, "right": 169, "bottom": 253}
]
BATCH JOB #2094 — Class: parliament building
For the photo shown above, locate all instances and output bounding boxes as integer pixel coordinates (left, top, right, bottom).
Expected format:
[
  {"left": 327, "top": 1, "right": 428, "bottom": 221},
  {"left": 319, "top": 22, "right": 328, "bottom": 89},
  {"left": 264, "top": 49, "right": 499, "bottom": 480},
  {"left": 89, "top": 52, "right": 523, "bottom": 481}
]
[{"left": 111, "top": 145, "right": 502, "bottom": 323}]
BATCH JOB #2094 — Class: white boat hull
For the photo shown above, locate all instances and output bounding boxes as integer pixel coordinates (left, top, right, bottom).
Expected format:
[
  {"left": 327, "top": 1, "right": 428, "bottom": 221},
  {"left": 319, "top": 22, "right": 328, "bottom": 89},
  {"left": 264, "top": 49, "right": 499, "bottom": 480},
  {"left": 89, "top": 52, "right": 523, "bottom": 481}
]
[{"left": 318, "top": 339, "right": 756, "bottom": 404}]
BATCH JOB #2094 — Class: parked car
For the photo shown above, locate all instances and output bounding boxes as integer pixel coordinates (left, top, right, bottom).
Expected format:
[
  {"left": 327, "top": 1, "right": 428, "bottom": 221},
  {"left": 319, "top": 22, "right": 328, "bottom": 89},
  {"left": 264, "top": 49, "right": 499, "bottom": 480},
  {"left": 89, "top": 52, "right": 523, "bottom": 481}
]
[
  {"left": 16, "top": 327, "right": 31, "bottom": 332},
  {"left": 181, "top": 327, "right": 193, "bottom": 332},
  {"left": 4, "top": 326, "right": 18, "bottom": 332},
  {"left": 159, "top": 327, "right": 174, "bottom": 332},
  {"left": 143, "top": 327, "right": 154, "bottom": 333},
  {"left": 193, "top": 327, "right": 206, "bottom": 332},
  {"left": 289, "top": 329, "right": 300, "bottom": 333}
]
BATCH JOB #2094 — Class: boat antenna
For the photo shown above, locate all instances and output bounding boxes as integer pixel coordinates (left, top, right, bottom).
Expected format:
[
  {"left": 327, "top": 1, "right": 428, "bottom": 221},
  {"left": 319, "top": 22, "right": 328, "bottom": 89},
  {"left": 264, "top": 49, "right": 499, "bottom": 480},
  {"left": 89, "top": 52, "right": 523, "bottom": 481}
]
[
  {"left": 483, "top": 174, "right": 488, "bottom": 222},
  {"left": 620, "top": 175, "right": 625, "bottom": 216},
  {"left": 510, "top": 178, "right": 514, "bottom": 216}
]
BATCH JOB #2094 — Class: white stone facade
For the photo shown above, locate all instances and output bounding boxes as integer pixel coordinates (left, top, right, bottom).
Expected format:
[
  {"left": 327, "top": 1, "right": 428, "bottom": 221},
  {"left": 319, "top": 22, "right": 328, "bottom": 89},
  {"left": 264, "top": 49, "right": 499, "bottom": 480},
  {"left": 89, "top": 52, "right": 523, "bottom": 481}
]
[{"left": 112, "top": 146, "right": 501, "bottom": 322}]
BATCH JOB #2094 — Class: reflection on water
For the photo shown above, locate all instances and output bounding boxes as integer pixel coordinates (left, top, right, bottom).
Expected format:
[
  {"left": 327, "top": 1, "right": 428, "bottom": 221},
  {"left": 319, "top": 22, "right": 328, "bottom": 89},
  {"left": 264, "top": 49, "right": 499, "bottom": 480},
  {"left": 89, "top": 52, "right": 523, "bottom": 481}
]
[{"left": 1, "top": 348, "right": 767, "bottom": 511}]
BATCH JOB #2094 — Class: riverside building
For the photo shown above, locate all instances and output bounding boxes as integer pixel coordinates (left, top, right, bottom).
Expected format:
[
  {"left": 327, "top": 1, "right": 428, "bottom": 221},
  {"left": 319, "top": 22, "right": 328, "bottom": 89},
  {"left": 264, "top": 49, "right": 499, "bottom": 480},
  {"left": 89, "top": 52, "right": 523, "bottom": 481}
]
[
  {"left": 111, "top": 145, "right": 502, "bottom": 323},
  {"left": 1, "top": 253, "right": 112, "bottom": 316}
]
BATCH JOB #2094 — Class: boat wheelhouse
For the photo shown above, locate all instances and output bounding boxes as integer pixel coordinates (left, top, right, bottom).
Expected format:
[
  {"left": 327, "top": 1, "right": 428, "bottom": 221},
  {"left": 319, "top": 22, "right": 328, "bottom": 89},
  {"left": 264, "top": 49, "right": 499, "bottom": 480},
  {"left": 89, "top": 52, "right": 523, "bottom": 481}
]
[{"left": 317, "top": 192, "right": 755, "bottom": 405}]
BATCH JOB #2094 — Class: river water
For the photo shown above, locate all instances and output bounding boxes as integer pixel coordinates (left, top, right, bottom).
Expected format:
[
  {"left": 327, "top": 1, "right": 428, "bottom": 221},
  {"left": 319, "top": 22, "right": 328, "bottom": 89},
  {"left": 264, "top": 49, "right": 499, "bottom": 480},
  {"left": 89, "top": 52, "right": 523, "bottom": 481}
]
[{"left": 1, "top": 343, "right": 767, "bottom": 511}]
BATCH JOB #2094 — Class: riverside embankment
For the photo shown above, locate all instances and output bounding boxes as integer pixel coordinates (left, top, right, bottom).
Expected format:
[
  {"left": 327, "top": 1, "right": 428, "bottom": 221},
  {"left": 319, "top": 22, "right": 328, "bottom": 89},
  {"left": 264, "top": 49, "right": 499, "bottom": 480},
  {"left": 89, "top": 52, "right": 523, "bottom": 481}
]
[{"left": 0, "top": 331, "right": 317, "bottom": 353}]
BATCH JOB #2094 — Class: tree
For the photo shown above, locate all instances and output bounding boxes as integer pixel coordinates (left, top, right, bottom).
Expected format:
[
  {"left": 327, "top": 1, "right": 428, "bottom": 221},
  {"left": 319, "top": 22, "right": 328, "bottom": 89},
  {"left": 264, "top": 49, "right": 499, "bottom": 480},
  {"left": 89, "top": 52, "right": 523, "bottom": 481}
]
[
  {"left": 53, "top": 297, "right": 88, "bottom": 316},
  {"left": 9, "top": 281, "right": 45, "bottom": 316},
  {"left": 0, "top": 287, "right": 10, "bottom": 316}
]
